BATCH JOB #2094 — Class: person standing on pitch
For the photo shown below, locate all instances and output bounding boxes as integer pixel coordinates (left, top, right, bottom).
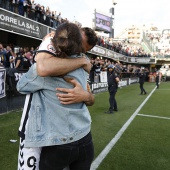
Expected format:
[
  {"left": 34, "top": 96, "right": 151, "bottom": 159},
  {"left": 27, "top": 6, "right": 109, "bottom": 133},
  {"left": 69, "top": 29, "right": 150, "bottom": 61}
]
[
  {"left": 155, "top": 72, "right": 160, "bottom": 89},
  {"left": 139, "top": 69, "right": 147, "bottom": 95},
  {"left": 105, "top": 64, "right": 119, "bottom": 114}
]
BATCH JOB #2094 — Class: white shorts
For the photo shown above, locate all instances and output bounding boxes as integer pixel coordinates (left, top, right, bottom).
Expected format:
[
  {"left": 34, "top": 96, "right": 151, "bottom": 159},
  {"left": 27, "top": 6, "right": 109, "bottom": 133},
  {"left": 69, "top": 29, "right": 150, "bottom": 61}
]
[
  {"left": 17, "top": 138, "right": 70, "bottom": 170},
  {"left": 18, "top": 138, "right": 42, "bottom": 170}
]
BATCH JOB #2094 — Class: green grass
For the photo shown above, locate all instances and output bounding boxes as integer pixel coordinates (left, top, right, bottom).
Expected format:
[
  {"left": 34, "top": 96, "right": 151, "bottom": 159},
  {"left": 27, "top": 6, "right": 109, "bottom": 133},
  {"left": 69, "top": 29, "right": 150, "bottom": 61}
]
[
  {"left": 0, "top": 111, "right": 21, "bottom": 170},
  {"left": 1, "top": 82, "right": 170, "bottom": 170}
]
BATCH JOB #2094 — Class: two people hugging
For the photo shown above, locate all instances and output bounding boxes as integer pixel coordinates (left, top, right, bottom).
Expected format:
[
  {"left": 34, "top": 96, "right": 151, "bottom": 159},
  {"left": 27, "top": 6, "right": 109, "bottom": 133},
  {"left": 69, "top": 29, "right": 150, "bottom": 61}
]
[{"left": 17, "top": 22, "right": 98, "bottom": 170}]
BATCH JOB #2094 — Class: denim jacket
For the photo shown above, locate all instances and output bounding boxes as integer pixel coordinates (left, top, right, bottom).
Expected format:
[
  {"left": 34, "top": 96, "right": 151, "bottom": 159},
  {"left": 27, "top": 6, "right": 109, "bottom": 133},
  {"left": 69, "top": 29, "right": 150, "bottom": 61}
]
[{"left": 17, "top": 58, "right": 91, "bottom": 147}]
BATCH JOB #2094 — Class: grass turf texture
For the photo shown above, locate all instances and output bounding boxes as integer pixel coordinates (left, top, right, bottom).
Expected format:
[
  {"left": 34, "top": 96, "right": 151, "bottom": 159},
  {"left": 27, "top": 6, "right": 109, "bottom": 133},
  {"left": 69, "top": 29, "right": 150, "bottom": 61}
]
[{"left": 0, "top": 82, "right": 170, "bottom": 170}]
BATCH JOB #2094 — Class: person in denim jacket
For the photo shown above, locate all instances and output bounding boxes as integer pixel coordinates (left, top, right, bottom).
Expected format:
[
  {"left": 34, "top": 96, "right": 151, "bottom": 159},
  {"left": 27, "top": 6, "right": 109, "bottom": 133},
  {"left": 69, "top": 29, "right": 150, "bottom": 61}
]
[{"left": 17, "top": 23, "right": 95, "bottom": 170}]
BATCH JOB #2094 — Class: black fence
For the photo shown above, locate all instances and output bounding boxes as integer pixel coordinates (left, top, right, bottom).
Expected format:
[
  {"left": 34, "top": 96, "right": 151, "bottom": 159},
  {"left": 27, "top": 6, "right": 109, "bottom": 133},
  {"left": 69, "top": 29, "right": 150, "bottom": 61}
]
[
  {"left": 0, "top": 68, "right": 27, "bottom": 114},
  {"left": 0, "top": 69, "right": 157, "bottom": 114}
]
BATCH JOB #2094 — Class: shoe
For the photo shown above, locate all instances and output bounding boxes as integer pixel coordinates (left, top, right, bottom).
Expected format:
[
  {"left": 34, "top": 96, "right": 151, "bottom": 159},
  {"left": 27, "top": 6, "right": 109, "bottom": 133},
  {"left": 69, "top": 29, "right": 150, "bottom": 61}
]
[
  {"left": 144, "top": 92, "right": 147, "bottom": 95},
  {"left": 104, "top": 110, "right": 113, "bottom": 114},
  {"left": 114, "top": 109, "right": 118, "bottom": 111}
]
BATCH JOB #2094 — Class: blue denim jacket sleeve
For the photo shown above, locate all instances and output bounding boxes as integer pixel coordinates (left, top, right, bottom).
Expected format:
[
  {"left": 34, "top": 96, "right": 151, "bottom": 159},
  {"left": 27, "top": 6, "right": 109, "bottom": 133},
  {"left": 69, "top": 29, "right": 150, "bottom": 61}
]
[{"left": 17, "top": 64, "right": 45, "bottom": 94}]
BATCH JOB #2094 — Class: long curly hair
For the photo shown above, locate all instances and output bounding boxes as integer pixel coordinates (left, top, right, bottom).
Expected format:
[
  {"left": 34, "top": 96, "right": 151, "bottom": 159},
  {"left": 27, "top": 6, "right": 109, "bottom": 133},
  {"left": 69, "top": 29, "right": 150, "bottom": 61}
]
[{"left": 51, "top": 23, "right": 83, "bottom": 57}]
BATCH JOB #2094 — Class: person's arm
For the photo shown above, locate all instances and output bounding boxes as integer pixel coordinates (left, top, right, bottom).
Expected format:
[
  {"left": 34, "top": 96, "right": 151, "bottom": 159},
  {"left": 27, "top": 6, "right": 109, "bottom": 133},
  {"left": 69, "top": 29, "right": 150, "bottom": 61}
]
[
  {"left": 56, "top": 77, "right": 95, "bottom": 106},
  {"left": 15, "top": 59, "right": 21, "bottom": 68},
  {"left": 35, "top": 32, "right": 91, "bottom": 76},
  {"left": 17, "top": 64, "right": 44, "bottom": 94},
  {"left": 9, "top": 56, "right": 16, "bottom": 63},
  {"left": 115, "top": 77, "right": 119, "bottom": 83},
  {"left": 9, "top": 48, "right": 15, "bottom": 57},
  {"left": 36, "top": 53, "right": 92, "bottom": 77}
]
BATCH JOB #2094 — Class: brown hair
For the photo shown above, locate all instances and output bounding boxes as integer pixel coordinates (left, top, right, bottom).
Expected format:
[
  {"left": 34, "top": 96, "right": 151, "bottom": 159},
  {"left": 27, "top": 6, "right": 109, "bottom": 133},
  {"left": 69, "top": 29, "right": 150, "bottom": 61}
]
[
  {"left": 81, "top": 27, "right": 97, "bottom": 50},
  {"left": 51, "top": 23, "right": 82, "bottom": 57}
]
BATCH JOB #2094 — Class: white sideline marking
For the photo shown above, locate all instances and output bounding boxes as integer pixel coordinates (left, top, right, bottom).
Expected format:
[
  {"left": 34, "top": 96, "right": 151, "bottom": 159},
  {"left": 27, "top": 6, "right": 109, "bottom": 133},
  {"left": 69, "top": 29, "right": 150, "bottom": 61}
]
[
  {"left": 155, "top": 89, "right": 170, "bottom": 90},
  {"left": 90, "top": 87, "right": 157, "bottom": 170},
  {"left": 137, "top": 114, "right": 170, "bottom": 120}
]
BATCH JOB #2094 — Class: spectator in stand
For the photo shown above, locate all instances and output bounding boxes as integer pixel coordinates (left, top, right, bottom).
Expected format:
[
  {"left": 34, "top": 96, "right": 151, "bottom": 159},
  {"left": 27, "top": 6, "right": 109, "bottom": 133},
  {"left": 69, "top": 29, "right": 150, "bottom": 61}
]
[
  {"left": 89, "top": 58, "right": 95, "bottom": 83},
  {"left": 0, "top": 0, "right": 3, "bottom": 8},
  {"left": 35, "top": 3, "right": 41, "bottom": 22},
  {"left": 29, "top": 51, "right": 34, "bottom": 65},
  {"left": 100, "top": 61, "right": 106, "bottom": 72},
  {"left": 94, "top": 58, "right": 101, "bottom": 80},
  {"left": 9, "top": 50, "right": 17, "bottom": 68},
  {"left": 56, "top": 12, "right": 62, "bottom": 27},
  {"left": 90, "top": 58, "right": 101, "bottom": 83},
  {"left": 105, "top": 59, "right": 111, "bottom": 67},
  {"left": 9, "top": 0, "right": 14, "bottom": 12},
  {"left": 13, "top": 0, "right": 18, "bottom": 14},
  {"left": 114, "top": 62, "right": 123, "bottom": 76},
  {"left": 40, "top": 5, "right": 45, "bottom": 24},
  {"left": 23, "top": 0, "right": 28, "bottom": 17},
  {"left": 17, "top": 47, "right": 24, "bottom": 56},
  {"left": 30, "top": 46, "right": 34, "bottom": 53},
  {"left": 45, "top": 6, "right": 51, "bottom": 26},
  {"left": 5, "top": 46, "right": 14, "bottom": 68},
  {"left": 97, "top": 36, "right": 101, "bottom": 46},
  {"left": 0, "top": 43, "right": 6, "bottom": 67},
  {"left": 22, "top": 51, "right": 32, "bottom": 70},
  {"left": 134, "top": 66, "right": 140, "bottom": 77},
  {"left": 14, "top": 47, "right": 24, "bottom": 69},
  {"left": 50, "top": 11, "right": 54, "bottom": 27},
  {"left": 0, "top": 44, "right": 13, "bottom": 68},
  {"left": 23, "top": 47, "right": 29, "bottom": 54},
  {"left": 26, "top": 0, "right": 32, "bottom": 19},
  {"left": 53, "top": 11, "right": 57, "bottom": 29},
  {"left": 18, "top": 0, "right": 24, "bottom": 16},
  {"left": 6, "top": 47, "right": 23, "bottom": 77},
  {"left": 51, "top": 11, "right": 55, "bottom": 28},
  {"left": 100, "top": 36, "right": 104, "bottom": 47},
  {"left": 5, "top": 0, "right": 10, "bottom": 10},
  {"left": 3, "top": 0, "right": 6, "bottom": 8},
  {"left": 31, "top": 0, "right": 36, "bottom": 20},
  {"left": 64, "top": 18, "right": 69, "bottom": 23}
]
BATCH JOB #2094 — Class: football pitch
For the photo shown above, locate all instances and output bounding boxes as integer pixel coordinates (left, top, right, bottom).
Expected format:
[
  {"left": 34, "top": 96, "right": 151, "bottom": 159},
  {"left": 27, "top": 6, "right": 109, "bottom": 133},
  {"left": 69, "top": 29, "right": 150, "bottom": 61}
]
[{"left": 0, "top": 82, "right": 170, "bottom": 170}]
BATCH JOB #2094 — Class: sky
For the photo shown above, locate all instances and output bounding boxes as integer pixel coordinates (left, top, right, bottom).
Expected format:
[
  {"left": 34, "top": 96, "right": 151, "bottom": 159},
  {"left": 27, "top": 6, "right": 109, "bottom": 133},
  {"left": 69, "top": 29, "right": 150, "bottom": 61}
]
[{"left": 35, "top": 0, "right": 170, "bottom": 37}]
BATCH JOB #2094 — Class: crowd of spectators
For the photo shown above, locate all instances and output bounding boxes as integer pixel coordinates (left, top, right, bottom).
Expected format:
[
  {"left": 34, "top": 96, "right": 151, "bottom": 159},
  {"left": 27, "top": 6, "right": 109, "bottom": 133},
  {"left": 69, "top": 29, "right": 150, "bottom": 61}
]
[
  {"left": 144, "top": 31, "right": 170, "bottom": 57},
  {"left": 89, "top": 57, "right": 149, "bottom": 83},
  {"left": 96, "top": 35, "right": 151, "bottom": 58},
  {"left": 0, "top": 43, "right": 34, "bottom": 70},
  {"left": 0, "top": 40, "right": 150, "bottom": 85},
  {"left": 0, "top": 1, "right": 158, "bottom": 59},
  {"left": 0, "top": 1, "right": 163, "bottom": 79},
  {"left": 0, "top": 42, "right": 36, "bottom": 94},
  {"left": 0, "top": 0, "right": 72, "bottom": 28}
]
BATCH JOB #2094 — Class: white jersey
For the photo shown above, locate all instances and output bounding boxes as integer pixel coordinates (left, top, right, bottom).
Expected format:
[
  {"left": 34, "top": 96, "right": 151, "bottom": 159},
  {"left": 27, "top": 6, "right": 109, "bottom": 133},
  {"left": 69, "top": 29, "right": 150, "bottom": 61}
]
[
  {"left": 9, "top": 56, "right": 15, "bottom": 68},
  {"left": 37, "top": 37, "right": 56, "bottom": 56},
  {"left": 18, "top": 38, "right": 57, "bottom": 170}
]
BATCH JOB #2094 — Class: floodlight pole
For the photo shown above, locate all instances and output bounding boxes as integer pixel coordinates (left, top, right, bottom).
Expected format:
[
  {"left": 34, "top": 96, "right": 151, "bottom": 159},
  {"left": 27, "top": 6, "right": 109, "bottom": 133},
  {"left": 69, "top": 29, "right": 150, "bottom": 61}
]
[{"left": 109, "top": 0, "right": 117, "bottom": 38}]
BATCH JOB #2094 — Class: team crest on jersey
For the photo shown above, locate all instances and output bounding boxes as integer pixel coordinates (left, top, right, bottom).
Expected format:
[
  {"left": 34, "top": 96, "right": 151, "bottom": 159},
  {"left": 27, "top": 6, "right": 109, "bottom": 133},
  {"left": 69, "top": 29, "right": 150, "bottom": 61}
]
[{"left": 47, "top": 44, "right": 56, "bottom": 54}]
